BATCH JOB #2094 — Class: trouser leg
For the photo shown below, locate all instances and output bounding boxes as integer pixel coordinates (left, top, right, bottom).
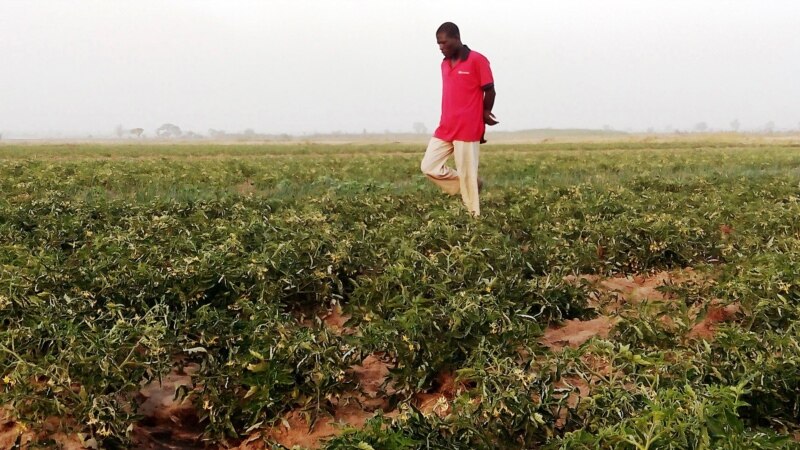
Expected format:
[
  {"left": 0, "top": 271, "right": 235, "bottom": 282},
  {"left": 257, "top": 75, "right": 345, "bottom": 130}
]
[
  {"left": 453, "top": 140, "right": 480, "bottom": 216},
  {"left": 420, "top": 137, "right": 460, "bottom": 195}
]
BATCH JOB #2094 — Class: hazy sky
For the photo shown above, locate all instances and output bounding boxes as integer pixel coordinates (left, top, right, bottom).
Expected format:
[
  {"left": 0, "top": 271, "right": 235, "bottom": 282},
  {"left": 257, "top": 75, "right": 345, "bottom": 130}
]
[{"left": 2, "top": 0, "right": 799, "bottom": 137}]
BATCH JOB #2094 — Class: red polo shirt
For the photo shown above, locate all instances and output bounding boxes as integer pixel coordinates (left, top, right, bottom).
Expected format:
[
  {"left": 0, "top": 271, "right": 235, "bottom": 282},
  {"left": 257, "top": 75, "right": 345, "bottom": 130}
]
[{"left": 434, "top": 47, "right": 494, "bottom": 143}]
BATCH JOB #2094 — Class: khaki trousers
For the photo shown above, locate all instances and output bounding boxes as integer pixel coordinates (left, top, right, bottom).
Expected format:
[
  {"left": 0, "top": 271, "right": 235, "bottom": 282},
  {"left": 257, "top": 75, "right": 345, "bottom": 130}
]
[{"left": 420, "top": 137, "right": 480, "bottom": 216}]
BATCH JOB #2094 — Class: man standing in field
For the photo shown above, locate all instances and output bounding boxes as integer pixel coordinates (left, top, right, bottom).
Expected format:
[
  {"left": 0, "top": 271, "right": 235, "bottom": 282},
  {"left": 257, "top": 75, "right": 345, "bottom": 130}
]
[{"left": 421, "top": 22, "right": 498, "bottom": 217}]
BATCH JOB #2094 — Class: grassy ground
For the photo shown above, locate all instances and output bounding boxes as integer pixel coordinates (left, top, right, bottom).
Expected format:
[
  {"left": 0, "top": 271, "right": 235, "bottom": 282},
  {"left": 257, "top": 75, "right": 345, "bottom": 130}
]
[{"left": 2, "top": 138, "right": 800, "bottom": 448}]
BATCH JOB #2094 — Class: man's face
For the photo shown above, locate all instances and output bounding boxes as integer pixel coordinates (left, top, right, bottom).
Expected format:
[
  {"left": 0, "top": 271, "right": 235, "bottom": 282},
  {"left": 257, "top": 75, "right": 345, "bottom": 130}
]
[{"left": 437, "top": 32, "right": 460, "bottom": 59}]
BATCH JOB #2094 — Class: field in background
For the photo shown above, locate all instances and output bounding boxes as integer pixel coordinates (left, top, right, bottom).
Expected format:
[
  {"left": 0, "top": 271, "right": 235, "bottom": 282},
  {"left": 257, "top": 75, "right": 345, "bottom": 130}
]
[
  {"left": 4, "top": 129, "right": 800, "bottom": 146},
  {"left": 2, "top": 137, "right": 800, "bottom": 449}
]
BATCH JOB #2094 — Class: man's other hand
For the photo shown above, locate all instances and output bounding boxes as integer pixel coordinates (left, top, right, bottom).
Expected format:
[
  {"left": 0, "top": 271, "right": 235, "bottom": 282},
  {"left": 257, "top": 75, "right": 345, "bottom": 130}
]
[{"left": 484, "top": 111, "right": 499, "bottom": 126}]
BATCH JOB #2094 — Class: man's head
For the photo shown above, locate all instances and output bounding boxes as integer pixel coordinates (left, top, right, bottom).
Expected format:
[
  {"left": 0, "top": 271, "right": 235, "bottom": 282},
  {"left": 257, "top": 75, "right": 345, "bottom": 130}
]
[{"left": 436, "top": 22, "right": 462, "bottom": 59}]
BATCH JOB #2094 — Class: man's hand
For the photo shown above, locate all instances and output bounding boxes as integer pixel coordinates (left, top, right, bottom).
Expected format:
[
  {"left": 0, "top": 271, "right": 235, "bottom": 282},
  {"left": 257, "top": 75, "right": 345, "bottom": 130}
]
[{"left": 484, "top": 110, "right": 499, "bottom": 126}]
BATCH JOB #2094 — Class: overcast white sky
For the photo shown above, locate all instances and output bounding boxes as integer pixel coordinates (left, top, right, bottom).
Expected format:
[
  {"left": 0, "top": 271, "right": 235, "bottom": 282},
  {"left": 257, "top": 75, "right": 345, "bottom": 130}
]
[{"left": 2, "top": 0, "right": 799, "bottom": 137}]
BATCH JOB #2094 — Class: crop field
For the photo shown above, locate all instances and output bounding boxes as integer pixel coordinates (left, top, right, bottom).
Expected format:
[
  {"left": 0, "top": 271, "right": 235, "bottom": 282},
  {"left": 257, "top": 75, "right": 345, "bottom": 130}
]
[{"left": 2, "top": 138, "right": 800, "bottom": 449}]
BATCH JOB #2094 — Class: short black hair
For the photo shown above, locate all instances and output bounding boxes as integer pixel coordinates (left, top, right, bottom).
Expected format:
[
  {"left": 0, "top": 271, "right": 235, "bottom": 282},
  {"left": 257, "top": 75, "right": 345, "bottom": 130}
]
[{"left": 436, "top": 22, "right": 460, "bottom": 38}]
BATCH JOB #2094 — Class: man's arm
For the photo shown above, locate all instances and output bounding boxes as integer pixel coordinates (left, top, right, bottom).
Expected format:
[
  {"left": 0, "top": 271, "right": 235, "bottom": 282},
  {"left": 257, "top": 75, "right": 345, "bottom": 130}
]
[{"left": 482, "top": 84, "right": 498, "bottom": 125}]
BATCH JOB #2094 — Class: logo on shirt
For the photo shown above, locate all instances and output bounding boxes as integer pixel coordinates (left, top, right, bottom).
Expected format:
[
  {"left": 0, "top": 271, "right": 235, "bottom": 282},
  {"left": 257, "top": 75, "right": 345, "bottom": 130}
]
[{"left": 457, "top": 70, "right": 471, "bottom": 75}]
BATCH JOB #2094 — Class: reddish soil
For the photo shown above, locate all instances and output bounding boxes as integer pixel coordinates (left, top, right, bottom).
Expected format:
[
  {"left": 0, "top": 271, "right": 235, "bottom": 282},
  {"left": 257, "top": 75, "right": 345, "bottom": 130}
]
[
  {"left": 259, "top": 306, "right": 388, "bottom": 449},
  {"left": 319, "top": 306, "right": 352, "bottom": 334},
  {"left": 561, "top": 269, "right": 731, "bottom": 340},
  {"left": 349, "top": 354, "right": 395, "bottom": 402},
  {"left": 266, "top": 402, "right": 377, "bottom": 449},
  {"left": 265, "top": 354, "right": 471, "bottom": 447},
  {"left": 132, "top": 363, "right": 203, "bottom": 449},
  {"left": 0, "top": 409, "right": 33, "bottom": 449},
  {"left": 541, "top": 317, "right": 616, "bottom": 351},
  {"left": 687, "top": 301, "right": 741, "bottom": 340},
  {"left": 297, "top": 305, "right": 353, "bottom": 335},
  {"left": 0, "top": 409, "right": 87, "bottom": 449},
  {"left": 265, "top": 354, "right": 474, "bottom": 447},
  {"left": 412, "top": 371, "right": 474, "bottom": 418},
  {"left": 553, "top": 375, "right": 591, "bottom": 428},
  {"left": 266, "top": 353, "right": 396, "bottom": 449},
  {"left": 566, "top": 268, "right": 703, "bottom": 311}
]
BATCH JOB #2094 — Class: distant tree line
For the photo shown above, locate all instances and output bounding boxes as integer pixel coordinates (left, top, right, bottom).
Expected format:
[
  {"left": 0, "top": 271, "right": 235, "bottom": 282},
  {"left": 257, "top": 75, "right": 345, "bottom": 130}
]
[
  {"left": 108, "top": 119, "right": 800, "bottom": 140},
  {"left": 112, "top": 124, "right": 297, "bottom": 141}
]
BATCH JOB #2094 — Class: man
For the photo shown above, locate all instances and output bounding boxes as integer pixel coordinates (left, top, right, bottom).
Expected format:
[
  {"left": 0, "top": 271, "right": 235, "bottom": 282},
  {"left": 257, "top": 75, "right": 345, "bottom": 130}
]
[{"left": 421, "top": 22, "right": 498, "bottom": 217}]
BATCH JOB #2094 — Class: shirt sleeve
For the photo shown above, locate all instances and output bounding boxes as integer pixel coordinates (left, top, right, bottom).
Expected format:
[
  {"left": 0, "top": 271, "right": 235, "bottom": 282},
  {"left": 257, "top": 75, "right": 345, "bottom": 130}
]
[{"left": 477, "top": 54, "right": 494, "bottom": 88}]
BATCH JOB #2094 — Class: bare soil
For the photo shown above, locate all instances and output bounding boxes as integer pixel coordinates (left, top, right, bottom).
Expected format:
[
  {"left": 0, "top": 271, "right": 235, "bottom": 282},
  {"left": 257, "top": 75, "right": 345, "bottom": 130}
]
[
  {"left": 266, "top": 353, "right": 396, "bottom": 449},
  {"left": 548, "top": 269, "right": 703, "bottom": 351},
  {"left": 0, "top": 408, "right": 87, "bottom": 449},
  {"left": 541, "top": 317, "right": 616, "bottom": 351},
  {"left": 687, "top": 301, "right": 741, "bottom": 340},
  {"left": 132, "top": 363, "right": 203, "bottom": 449}
]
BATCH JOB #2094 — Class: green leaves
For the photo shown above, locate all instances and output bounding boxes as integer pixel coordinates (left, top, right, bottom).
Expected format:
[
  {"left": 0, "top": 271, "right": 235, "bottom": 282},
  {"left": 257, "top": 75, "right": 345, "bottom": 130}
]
[{"left": 3, "top": 140, "right": 800, "bottom": 447}]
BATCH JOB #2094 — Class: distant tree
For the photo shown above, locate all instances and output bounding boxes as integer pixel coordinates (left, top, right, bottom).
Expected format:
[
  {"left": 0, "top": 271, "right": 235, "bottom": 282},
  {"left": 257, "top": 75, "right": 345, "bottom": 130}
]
[
  {"left": 208, "top": 129, "right": 226, "bottom": 138},
  {"left": 646, "top": 127, "right": 655, "bottom": 134},
  {"left": 602, "top": 125, "right": 613, "bottom": 131},
  {"left": 730, "top": 119, "right": 740, "bottom": 132},
  {"left": 694, "top": 122, "right": 708, "bottom": 132},
  {"left": 763, "top": 121, "right": 775, "bottom": 133},
  {"left": 412, "top": 122, "right": 428, "bottom": 134},
  {"left": 184, "top": 131, "right": 203, "bottom": 139},
  {"left": 156, "top": 123, "right": 182, "bottom": 138},
  {"left": 243, "top": 128, "right": 255, "bottom": 137},
  {"left": 0, "top": 133, "right": 3, "bottom": 141},
  {"left": 115, "top": 124, "right": 125, "bottom": 138},
  {"left": 129, "top": 128, "right": 144, "bottom": 138}
]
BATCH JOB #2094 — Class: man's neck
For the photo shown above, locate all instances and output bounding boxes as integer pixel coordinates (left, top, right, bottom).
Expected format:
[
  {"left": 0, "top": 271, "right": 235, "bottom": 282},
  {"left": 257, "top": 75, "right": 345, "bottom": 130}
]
[{"left": 449, "top": 44, "right": 468, "bottom": 67}]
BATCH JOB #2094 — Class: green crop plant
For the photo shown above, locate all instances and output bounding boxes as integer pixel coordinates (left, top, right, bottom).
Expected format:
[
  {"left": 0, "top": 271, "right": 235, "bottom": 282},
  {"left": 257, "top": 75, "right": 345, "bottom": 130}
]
[{"left": 2, "top": 139, "right": 800, "bottom": 447}]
